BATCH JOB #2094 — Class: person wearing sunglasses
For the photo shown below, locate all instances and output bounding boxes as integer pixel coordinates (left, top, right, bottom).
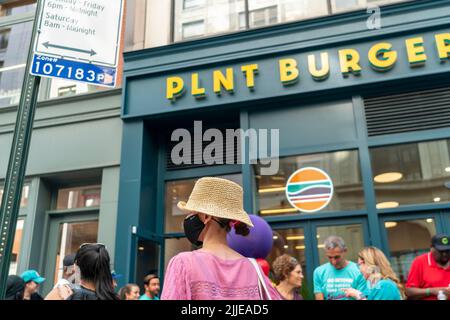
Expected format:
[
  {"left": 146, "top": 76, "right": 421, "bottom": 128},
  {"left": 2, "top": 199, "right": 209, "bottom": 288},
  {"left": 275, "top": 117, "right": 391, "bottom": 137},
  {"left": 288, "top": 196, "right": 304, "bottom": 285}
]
[
  {"left": 161, "top": 177, "right": 280, "bottom": 300},
  {"left": 313, "top": 236, "right": 368, "bottom": 300},
  {"left": 46, "top": 243, "right": 119, "bottom": 300}
]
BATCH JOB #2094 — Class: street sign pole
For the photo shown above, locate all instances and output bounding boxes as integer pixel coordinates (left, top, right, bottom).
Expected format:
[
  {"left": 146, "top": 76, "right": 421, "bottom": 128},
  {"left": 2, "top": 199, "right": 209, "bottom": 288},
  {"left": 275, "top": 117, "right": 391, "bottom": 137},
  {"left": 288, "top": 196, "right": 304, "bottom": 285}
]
[{"left": 0, "top": 0, "right": 43, "bottom": 299}]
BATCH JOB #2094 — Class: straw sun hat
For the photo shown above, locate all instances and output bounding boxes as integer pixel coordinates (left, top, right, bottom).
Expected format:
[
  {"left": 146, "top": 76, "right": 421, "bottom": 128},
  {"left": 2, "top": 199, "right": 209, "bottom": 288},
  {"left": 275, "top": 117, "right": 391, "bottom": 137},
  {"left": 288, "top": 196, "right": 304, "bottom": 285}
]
[{"left": 177, "top": 177, "right": 254, "bottom": 227}]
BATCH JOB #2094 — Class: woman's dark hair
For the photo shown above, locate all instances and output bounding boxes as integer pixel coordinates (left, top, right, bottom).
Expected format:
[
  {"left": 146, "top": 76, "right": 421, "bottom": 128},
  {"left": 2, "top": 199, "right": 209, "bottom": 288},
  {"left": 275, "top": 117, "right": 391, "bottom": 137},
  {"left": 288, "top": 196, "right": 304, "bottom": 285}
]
[
  {"left": 74, "top": 244, "right": 119, "bottom": 300},
  {"left": 118, "top": 283, "right": 139, "bottom": 300},
  {"left": 216, "top": 218, "right": 250, "bottom": 236},
  {"left": 6, "top": 275, "right": 25, "bottom": 300}
]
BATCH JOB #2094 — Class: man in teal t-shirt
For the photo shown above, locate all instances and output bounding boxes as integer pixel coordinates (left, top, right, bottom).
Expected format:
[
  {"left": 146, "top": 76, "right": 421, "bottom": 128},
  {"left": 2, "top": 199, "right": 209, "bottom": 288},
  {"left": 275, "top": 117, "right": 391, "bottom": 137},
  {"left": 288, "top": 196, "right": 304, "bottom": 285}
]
[
  {"left": 139, "top": 274, "right": 160, "bottom": 300},
  {"left": 314, "top": 236, "right": 368, "bottom": 300}
]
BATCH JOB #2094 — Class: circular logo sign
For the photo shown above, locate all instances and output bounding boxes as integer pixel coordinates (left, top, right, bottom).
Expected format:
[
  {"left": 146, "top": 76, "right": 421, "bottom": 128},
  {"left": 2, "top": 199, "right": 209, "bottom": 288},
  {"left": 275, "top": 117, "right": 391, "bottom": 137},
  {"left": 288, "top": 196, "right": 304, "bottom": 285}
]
[{"left": 286, "top": 167, "right": 334, "bottom": 213}]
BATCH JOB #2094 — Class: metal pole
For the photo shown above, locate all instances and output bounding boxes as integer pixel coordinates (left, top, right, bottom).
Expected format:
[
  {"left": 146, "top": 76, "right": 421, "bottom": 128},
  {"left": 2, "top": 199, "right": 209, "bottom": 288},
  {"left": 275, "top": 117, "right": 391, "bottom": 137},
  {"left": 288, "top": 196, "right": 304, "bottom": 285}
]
[{"left": 0, "top": 0, "right": 43, "bottom": 299}]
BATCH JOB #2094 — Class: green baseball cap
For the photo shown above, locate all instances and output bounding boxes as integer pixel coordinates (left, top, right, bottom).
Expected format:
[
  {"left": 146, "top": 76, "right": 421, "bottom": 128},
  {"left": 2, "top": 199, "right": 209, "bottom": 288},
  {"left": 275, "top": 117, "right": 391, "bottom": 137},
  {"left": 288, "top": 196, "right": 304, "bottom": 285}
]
[
  {"left": 20, "top": 270, "right": 46, "bottom": 284},
  {"left": 431, "top": 234, "right": 450, "bottom": 251}
]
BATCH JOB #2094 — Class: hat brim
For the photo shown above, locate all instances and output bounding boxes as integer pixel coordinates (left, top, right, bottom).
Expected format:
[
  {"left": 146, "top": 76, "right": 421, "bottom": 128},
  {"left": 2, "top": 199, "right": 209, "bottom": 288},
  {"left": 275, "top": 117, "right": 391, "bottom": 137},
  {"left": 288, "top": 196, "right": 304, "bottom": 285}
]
[
  {"left": 178, "top": 201, "right": 254, "bottom": 228},
  {"left": 33, "top": 277, "right": 46, "bottom": 284},
  {"left": 434, "top": 244, "right": 450, "bottom": 251}
]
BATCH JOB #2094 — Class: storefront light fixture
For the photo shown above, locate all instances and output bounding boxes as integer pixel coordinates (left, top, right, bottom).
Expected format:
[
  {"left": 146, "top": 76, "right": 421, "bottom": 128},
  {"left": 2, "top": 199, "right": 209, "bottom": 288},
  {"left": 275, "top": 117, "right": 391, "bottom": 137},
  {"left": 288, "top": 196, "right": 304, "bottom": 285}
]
[
  {"left": 384, "top": 222, "right": 398, "bottom": 228},
  {"left": 374, "top": 172, "right": 403, "bottom": 183},
  {"left": 273, "top": 235, "right": 278, "bottom": 240},
  {"left": 260, "top": 208, "right": 297, "bottom": 215},
  {"left": 433, "top": 197, "right": 441, "bottom": 202},
  {"left": 283, "top": 245, "right": 289, "bottom": 249},
  {"left": 258, "top": 187, "right": 286, "bottom": 193},
  {"left": 445, "top": 167, "right": 450, "bottom": 173},
  {"left": 138, "top": 246, "right": 145, "bottom": 251},
  {"left": 317, "top": 244, "right": 325, "bottom": 249},
  {"left": 295, "top": 245, "right": 305, "bottom": 250},
  {"left": 376, "top": 201, "right": 399, "bottom": 209},
  {"left": 426, "top": 218, "right": 433, "bottom": 223},
  {"left": 286, "top": 235, "right": 304, "bottom": 241}
]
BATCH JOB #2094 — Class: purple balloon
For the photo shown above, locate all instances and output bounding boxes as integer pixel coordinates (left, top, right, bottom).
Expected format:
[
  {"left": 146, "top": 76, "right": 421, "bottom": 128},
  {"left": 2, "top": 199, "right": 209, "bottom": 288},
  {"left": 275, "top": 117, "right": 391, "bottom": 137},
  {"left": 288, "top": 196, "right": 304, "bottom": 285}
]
[{"left": 227, "top": 215, "right": 273, "bottom": 259}]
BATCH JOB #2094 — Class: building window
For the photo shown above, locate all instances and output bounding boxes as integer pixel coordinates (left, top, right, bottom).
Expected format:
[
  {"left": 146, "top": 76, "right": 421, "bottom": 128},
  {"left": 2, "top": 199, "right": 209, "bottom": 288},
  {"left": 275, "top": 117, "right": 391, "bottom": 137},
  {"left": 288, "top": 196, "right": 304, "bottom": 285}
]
[
  {"left": 316, "top": 223, "right": 365, "bottom": 265},
  {"left": 0, "top": 184, "right": 30, "bottom": 208},
  {"left": 183, "top": 0, "right": 206, "bottom": 10},
  {"left": 0, "top": 1, "right": 36, "bottom": 17},
  {"left": 249, "top": 5, "right": 278, "bottom": 28},
  {"left": 0, "top": 1, "right": 36, "bottom": 107},
  {"left": 384, "top": 218, "right": 436, "bottom": 283},
  {"left": 254, "top": 150, "right": 364, "bottom": 216},
  {"left": 174, "top": 0, "right": 245, "bottom": 42},
  {"left": 331, "top": 0, "right": 410, "bottom": 13},
  {"left": 9, "top": 219, "right": 24, "bottom": 275},
  {"left": 370, "top": 139, "right": 450, "bottom": 209},
  {"left": 181, "top": 20, "right": 205, "bottom": 40},
  {"left": 56, "top": 185, "right": 101, "bottom": 210},
  {"left": 164, "top": 174, "right": 242, "bottom": 233},
  {"left": 0, "top": 22, "right": 33, "bottom": 107},
  {"left": 0, "top": 29, "right": 10, "bottom": 50}
]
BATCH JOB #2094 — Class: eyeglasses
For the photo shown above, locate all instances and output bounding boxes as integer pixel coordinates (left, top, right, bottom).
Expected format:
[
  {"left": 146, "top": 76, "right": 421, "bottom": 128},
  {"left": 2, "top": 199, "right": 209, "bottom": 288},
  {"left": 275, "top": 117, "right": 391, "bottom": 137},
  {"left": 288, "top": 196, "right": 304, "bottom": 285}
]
[{"left": 79, "top": 242, "right": 107, "bottom": 249}]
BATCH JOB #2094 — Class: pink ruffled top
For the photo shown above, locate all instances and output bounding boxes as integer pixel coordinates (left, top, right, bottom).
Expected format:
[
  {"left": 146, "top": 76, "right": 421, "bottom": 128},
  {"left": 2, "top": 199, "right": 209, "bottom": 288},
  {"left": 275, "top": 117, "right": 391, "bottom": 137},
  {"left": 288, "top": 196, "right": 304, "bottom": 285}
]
[{"left": 161, "top": 250, "right": 281, "bottom": 300}]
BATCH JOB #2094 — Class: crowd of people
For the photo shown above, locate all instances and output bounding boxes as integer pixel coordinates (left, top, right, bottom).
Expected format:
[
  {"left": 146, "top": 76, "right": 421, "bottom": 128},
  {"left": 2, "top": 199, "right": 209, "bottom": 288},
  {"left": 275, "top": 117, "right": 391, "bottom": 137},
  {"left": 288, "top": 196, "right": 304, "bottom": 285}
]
[{"left": 4, "top": 177, "right": 450, "bottom": 300}]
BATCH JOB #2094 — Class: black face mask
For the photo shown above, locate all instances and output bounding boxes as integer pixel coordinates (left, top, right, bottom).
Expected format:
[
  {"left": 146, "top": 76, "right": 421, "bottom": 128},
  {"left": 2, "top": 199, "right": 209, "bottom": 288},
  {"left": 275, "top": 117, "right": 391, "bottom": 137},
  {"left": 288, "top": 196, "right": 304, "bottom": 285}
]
[
  {"left": 183, "top": 214, "right": 206, "bottom": 246},
  {"left": 183, "top": 214, "right": 227, "bottom": 246}
]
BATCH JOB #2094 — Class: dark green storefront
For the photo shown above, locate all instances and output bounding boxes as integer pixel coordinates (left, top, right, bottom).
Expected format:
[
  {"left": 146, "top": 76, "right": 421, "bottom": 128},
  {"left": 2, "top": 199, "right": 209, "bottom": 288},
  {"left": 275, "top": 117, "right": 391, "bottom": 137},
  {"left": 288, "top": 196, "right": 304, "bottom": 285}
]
[{"left": 115, "top": 0, "right": 450, "bottom": 297}]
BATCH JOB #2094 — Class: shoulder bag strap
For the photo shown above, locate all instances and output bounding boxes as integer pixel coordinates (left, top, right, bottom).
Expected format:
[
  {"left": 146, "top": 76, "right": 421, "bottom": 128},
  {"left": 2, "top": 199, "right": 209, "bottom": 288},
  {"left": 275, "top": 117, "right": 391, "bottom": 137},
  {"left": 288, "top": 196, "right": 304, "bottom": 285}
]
[{"left": 248, "top": 258, "right": 272, "bottom": 300}]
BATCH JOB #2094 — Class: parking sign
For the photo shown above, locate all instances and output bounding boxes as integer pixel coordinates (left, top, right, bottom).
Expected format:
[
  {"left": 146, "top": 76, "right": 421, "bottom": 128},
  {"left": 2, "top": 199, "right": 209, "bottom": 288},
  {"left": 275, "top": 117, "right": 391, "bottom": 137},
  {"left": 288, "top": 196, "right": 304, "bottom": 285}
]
[{"left": 30, "top": 0, "right": 124, "bottom": 87}]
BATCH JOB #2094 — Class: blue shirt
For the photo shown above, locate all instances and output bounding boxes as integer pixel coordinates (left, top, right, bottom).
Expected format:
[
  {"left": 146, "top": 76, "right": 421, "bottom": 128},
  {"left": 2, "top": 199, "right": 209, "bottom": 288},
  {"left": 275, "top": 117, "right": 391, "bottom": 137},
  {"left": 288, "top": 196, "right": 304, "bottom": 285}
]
[
  {"left": 139, "top": 294, "right": 160, "bottom": 300},
  {"left": 313, "top": 261, "right": 368, "bottom": 300},
  {"left": 367, "top": 279, "right": 402, "bottom": 300}
]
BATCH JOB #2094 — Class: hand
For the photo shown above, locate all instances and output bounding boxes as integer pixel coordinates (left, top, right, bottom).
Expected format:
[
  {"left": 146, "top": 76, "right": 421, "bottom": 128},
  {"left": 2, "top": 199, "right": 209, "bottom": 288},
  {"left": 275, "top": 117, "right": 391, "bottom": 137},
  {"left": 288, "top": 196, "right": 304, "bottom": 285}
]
[
  {"left": 342, "top": 288, "right": 361, "bottom": 299},
  {"left": 57, "top": 284, "right": 73, "bottom": 300},
  {"left": 430, "top": 287, "right": 449, "bottom": 297},
  {"left": 44, "top": 284, "right": 73, "bottom": 300}
]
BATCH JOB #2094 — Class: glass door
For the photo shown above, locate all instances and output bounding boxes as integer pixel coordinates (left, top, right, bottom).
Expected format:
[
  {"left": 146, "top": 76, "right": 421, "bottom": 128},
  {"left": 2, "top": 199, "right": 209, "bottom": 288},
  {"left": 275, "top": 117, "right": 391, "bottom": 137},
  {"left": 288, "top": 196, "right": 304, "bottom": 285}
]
[
  {"left": 269, "top": 222, "right": 312, "bottom": 299},
  {"left": 131, "top": 231, "right": 163, "bottom": 298},
  {"left": 42, "top": 212, "right": 99, "bottom": 295},
  {"left": 380, "top": 212, "right": 445, "bottom": 284},
  {"left": 310, "top": 218, "right": 369, "bottom": 268}
]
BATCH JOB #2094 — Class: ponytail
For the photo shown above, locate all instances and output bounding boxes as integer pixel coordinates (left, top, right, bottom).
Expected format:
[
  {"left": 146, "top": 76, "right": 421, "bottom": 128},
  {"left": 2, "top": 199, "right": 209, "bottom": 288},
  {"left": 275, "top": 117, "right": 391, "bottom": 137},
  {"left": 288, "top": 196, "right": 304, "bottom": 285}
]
[
  {"left": 75, "top": 244, "right": 119, "bottom": 300},
  {"left": 216, "top": 218, "right": 250, "bottom": 236},
  {"left": 94, "top": 247, "right": 118, "bottom": 300}
]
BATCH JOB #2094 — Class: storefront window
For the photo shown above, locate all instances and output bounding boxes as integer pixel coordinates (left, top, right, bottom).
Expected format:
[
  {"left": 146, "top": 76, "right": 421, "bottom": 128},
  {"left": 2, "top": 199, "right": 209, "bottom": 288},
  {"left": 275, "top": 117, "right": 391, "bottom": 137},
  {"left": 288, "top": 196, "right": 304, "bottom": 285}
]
[
  {"left": 9, "top": 219, "right": 24, "bottom": 275},
  {"left": 53, "top": 220, "right": 98, "bottom": 284},
  {"left": 255, "top": 150, "right": 364, "bottom": 216},
  {"left": 384, "top": 218, "right": 436, "bottom": 283},
  {"left": 371, "top": 139, "right": 450, "bottom": 209},
  {"left": 0, "top": 184, "right": 30, "bottom": 208},
  {"left": 164, "top": 174, "right": 242, "bottom": 233},
  {"left": 56, "top": 185, "right": 101, "bottom": 210},
  {"left": 316, "top": 224, "right": 365, "bottom": 265}
]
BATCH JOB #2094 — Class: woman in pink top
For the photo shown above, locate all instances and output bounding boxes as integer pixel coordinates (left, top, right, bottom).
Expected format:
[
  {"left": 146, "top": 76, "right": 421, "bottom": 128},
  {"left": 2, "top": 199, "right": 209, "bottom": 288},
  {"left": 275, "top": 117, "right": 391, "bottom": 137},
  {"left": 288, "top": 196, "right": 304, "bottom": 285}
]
[{"left": 161, "top": 177, "right": 280, "bottom": 300}]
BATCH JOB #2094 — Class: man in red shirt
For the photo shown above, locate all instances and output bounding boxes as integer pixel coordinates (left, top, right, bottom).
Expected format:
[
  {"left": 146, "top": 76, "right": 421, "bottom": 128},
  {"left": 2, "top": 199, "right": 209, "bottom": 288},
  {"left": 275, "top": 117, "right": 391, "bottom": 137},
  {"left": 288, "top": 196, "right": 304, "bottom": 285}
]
[{"left": 406, "top": 234, "right": 450, "bottom": 300}]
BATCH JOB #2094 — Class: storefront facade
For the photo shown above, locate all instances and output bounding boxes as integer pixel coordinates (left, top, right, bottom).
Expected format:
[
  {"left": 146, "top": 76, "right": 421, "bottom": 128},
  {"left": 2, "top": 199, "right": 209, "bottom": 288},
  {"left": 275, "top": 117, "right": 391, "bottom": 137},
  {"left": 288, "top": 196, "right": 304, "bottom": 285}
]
[{"left": 115, "top": 0, "right": 450, "bottom": 296}]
